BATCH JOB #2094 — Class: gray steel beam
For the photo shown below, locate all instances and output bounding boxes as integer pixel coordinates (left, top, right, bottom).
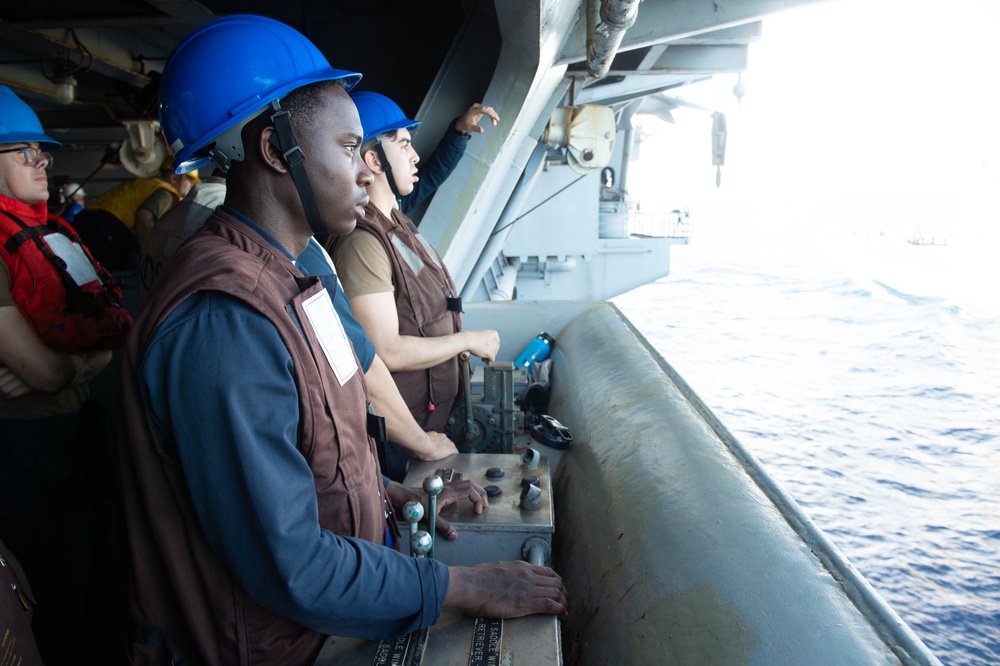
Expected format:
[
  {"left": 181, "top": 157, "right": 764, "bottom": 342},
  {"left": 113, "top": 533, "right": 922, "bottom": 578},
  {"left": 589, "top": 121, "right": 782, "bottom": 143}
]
[
  {"left": 671, "top": 22, "right": 762, "bottom": 45},
  {"left": 142, "top": 0, "right": 216, "bottom": 28},
  {"left": 0, "top": 25, "right": 155, "bottom": 87},
  {"left": 558, "top": 0, "right": 825, "bottom": 63},
  {"left": 623, "top": 43, "right": 750, "bottom": 75},
  {"left": 0, "top": 0, "right": 213, "bottom": 91}
]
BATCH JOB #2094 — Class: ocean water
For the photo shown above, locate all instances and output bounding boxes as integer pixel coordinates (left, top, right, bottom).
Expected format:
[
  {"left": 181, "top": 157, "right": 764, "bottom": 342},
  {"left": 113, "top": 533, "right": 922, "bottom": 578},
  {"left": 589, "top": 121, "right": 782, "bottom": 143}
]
[{"left": 612, "top": 202, "right": 1000, "bottom": 666}]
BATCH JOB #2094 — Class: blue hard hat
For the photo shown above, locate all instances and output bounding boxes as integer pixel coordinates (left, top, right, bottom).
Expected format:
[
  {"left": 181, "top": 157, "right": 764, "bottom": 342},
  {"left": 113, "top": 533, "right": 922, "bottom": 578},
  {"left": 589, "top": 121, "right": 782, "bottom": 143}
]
[
  {"left": 351, "top": 91, "right": 420, "bottom": 144},
  {"left": 0, "top": 85, "right": 61, "bottom": 151},
  {"left": 159, "top": 14, "right": 361, "bottom": 174}
]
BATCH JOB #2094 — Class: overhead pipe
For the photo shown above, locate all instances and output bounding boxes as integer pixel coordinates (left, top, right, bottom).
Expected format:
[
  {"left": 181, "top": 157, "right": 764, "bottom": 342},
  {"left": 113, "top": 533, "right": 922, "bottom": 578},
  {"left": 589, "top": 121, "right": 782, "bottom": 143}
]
[{"left": 587, "top": 0, "right": 641, "bottom": 79}]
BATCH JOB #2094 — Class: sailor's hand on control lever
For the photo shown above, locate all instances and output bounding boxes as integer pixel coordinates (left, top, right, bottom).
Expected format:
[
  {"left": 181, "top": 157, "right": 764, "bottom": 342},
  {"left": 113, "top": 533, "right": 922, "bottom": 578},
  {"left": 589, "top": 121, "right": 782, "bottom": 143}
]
[
  {"left": 445, "top": 561, "right": 568, "bottom": 619},
  {"left": 386, "top": 479, "right": 489, "bottom": 541},
  {"left": 462, "top": 329, "right": 500, "bottom": 363}
]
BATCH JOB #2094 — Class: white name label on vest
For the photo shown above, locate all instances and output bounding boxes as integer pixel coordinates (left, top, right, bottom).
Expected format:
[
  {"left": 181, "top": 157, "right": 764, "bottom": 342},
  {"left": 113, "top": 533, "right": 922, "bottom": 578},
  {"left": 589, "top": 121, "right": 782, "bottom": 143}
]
[
  {"left": 302, "top": 288, "right": 358, "bottom": 387},
  {"left": 43, "top": 234, "right": 100, "bottom": 286}
]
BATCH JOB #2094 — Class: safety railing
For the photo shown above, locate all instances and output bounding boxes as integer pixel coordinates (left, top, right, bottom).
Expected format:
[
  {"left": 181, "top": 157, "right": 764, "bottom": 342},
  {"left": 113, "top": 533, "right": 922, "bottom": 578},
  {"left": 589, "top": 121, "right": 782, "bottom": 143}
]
[
  {"left": 599, "top": 201, "right": 691, "bottom": 240},
  {"left": 630, "top": 210, "right": 691, "bottom": 240}
]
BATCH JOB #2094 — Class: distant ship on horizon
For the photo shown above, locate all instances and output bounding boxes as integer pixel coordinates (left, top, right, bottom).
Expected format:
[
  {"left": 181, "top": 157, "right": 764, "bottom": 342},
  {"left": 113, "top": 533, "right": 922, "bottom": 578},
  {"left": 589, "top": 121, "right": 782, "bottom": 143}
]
[{"left": 907, "top": 234, "right": 949, "bottom": 246}]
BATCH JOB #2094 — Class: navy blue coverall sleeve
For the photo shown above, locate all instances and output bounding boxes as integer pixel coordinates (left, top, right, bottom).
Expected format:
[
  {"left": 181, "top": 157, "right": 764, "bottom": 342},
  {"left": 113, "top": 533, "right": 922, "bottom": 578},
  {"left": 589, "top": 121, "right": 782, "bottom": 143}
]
[{"left": 399, "top": 124, "right": 470, "bottom": 216}]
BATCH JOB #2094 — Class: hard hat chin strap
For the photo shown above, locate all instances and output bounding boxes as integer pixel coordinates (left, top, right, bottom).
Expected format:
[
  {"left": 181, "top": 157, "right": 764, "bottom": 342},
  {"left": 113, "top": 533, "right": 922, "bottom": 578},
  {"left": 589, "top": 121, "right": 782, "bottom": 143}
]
[
  {"left": 374, "top": 140, "right": 402, "bottom": 201},
  {"left": 267, "top": 100, "right": 327, "bottom": 235}
]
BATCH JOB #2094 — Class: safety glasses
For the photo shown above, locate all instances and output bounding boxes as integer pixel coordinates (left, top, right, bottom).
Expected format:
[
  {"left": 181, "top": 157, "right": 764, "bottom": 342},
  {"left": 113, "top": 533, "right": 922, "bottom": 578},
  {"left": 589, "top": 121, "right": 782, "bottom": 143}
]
[{"left": 0, "top": 146, "right": 53, "bottom": 171}]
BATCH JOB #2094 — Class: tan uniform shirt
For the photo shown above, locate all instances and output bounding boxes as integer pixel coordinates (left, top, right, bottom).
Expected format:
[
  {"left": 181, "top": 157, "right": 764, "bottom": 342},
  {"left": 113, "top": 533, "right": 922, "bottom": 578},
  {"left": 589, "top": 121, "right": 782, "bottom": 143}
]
[
  {"left": 330, "top": 227, "right": 394, "bottom": 297},
  {"left": 0, "top": 259, "right": 87, "bottom": 419}
]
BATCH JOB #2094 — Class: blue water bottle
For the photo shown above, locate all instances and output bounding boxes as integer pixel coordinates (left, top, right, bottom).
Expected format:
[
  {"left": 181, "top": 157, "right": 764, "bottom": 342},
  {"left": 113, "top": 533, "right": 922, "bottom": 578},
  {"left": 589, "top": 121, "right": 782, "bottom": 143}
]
[{"left": 515, "top": 332, "right": 555, "bottom": 368}]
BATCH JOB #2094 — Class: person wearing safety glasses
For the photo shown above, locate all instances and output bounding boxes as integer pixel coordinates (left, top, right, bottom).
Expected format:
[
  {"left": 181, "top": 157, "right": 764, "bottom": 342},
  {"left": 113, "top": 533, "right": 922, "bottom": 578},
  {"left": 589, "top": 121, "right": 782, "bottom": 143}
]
[{"left": 0, "top": 84, "right": 132, "bottom": 665}]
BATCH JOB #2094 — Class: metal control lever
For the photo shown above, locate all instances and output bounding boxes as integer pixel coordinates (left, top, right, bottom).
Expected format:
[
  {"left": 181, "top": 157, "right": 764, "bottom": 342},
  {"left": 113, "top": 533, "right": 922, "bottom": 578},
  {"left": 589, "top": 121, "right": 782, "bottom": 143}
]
[
  {"left": 402, "top": 501, "right": 424, "bottom": 557},
  {"left": 422, "top": 475, "right": 444, "bottom": 559},
  {"left": 520, "top": 447, "right": 540, "bottom": 470},
  {"left": 459, "top": 351, "right": 476, "bottom": 442},
  {"left": 520, "top": 482, "right": 542, "bottom": 511},
  {"left": 411, "top": 531, "right": 432, "bottom": 558},
  {"left": 521, "top": 536, "right": 552, "bottom": 566}
]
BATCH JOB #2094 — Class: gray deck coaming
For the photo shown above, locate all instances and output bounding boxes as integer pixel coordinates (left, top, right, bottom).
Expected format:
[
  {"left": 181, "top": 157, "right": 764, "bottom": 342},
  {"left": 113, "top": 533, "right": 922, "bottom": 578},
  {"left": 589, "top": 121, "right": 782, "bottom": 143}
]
[
  {"left": 607, "top": 303, "right": 942, "bottom": 666},
  {"left": 547, "top": 304, "right": 893, "bottom": 665},
  {"left": 462, "top": 300, "right": 940, "bottom": 665}
]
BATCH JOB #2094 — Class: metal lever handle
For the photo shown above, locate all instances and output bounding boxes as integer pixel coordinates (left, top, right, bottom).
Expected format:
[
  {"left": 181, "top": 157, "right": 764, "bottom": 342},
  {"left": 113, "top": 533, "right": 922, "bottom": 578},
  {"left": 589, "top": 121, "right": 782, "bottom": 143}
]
[
  {"left": 459, "top": 351, "right": 475, "bottom": 441},
  {"left": 422, "top": 475, "right": 444, "bottom": 558},
  {"left": 411, "top": 530, "right": 432, "bottom": 558},
  {"left": 521, "top": 536, "right": 552, "bottom": 566},
  {"left": 402, "top": 501, "right": 424, "bottom": 557}
]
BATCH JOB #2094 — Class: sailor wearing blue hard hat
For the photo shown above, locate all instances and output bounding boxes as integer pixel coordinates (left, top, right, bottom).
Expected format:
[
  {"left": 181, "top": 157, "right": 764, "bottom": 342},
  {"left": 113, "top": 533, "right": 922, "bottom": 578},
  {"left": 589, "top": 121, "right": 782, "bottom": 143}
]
[
  {"left": 348, "top": 91, "right": 498, "bottom": 210},
  {"left": 0, "top": 83, "right": 131, "bottom": 665},
  {"left": 0, "top": 84, "right": 61, "bottom": 150},
  {"left": 158, "top": 13, "right": 364, "bottom": 237},
  {"left": 118, "top": 14, "right": 566, "bottom": 665},
  {"left": 327, "top": 91, "right": 502, "bottom": 482},
  {"left": 0, "top": 84, "right": 58, "bottom": 207}
]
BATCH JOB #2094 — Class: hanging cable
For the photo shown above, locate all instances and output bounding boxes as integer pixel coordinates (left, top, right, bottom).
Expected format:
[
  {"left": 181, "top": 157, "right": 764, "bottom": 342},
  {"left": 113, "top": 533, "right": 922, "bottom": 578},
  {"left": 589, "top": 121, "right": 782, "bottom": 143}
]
[
  {"left": 488, "top": 172, "right": 589, "bottom": 238},
  {"left": 41, "top": 29, "right": 93, "bottom": 104}
]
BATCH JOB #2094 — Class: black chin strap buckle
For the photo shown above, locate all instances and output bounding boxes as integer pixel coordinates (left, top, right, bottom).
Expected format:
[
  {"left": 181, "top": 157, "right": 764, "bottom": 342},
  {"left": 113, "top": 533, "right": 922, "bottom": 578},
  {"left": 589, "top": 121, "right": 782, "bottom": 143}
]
[
  {"left": 281, "top": 145, "right": 306, "bottom": 168},
  {"left": 268, "top": 107, "right": 305, "bottom": 167}
]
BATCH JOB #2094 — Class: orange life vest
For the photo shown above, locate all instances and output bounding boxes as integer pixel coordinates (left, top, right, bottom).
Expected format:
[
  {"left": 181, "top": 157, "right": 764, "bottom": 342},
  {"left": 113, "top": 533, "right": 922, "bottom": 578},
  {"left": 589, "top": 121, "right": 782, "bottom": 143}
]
[{"left": 0, "top": 195, "right": 132, "bottom": 353}]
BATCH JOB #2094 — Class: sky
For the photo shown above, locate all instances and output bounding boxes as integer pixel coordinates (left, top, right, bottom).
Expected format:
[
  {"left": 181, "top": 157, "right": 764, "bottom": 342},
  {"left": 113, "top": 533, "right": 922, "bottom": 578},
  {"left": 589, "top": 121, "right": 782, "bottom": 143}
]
[{"left": 630, "top": 0, "right": 1000, "bottom": 241}]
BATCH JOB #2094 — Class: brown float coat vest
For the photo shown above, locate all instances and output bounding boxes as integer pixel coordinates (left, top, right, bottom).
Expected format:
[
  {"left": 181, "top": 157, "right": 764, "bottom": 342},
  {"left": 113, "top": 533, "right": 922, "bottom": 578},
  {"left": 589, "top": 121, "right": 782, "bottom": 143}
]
[
  {"left": 351, "top": 204, "right": 462, "bottom": 432},
  {"left": 117, "top": 209, "right": 394, "bottom": 665}
]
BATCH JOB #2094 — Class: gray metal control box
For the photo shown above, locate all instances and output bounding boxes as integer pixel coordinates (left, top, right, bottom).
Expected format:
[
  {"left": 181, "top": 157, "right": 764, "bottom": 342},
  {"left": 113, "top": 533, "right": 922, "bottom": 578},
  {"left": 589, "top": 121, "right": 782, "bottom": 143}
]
[
  {"left": 313, "top": 452, "right": 562, "bottom": 665},
  {"left": 400, "top": 453, "right": 554, "bottom": 566},
  {"left": 315, "top": 611, "right": 561, "bottom": 666}
]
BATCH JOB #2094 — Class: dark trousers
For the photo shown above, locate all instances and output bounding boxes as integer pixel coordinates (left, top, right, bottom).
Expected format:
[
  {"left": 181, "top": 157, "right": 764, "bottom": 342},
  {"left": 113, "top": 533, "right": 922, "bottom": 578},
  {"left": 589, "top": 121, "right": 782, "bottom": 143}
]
[{"left": 0, "top": 404, "right": 127, "bottom": 665}]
